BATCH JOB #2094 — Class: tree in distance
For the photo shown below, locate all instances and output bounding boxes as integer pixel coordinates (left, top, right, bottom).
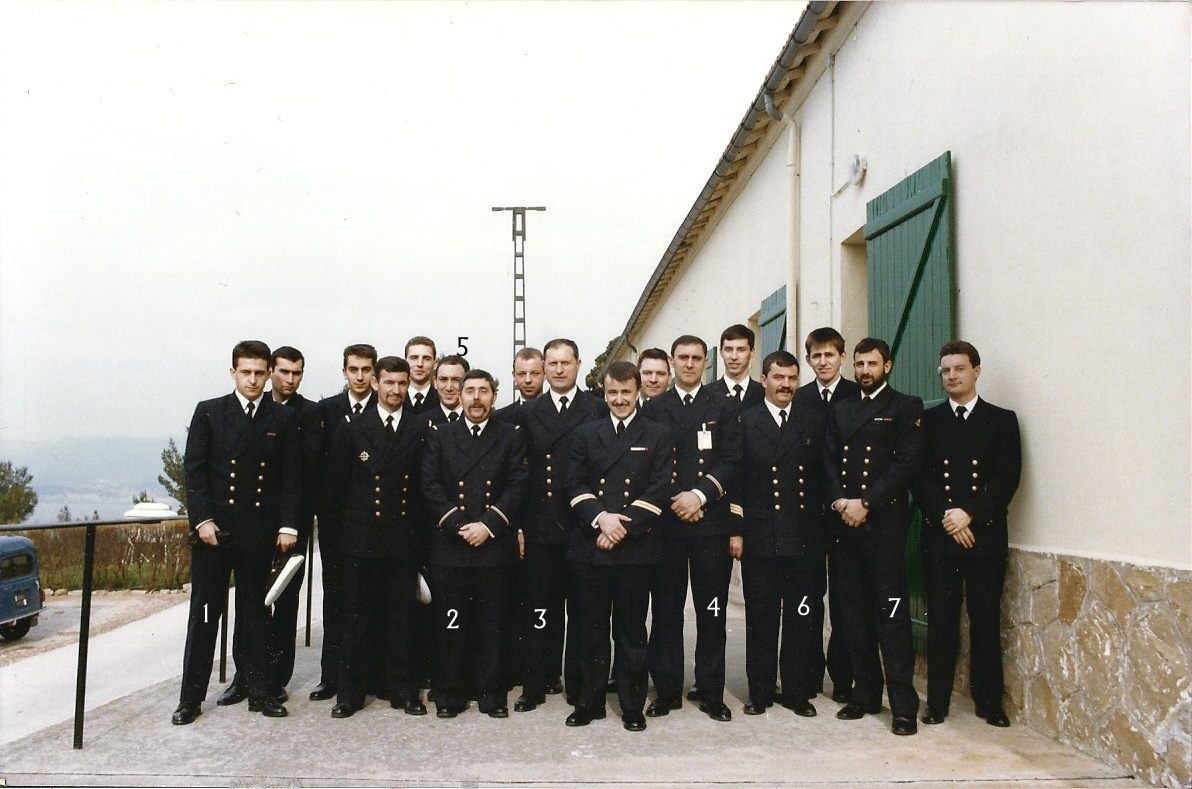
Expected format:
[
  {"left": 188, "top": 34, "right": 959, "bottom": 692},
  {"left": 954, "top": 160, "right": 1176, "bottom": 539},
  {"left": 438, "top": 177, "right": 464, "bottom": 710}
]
[
  {"left": 0, "top": 461, "right": 38, "bottom": 524},
  {"left": 158, "top": 438, "right": 187, "bottom": 516}
]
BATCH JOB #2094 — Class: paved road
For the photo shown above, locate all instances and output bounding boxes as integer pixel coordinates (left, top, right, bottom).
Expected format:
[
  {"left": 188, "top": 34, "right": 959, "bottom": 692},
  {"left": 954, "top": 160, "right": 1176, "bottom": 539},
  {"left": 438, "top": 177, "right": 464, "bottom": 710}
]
[{"left": 0, "top": 552, "right": 1138, "bottom": 787}]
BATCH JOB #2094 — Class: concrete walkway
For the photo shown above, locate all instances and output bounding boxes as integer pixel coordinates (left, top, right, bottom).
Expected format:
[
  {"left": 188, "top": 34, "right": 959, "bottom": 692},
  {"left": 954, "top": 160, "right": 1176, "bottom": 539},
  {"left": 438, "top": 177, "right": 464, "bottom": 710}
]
[{"left": 0, "top": 553, "right": 1139, "bottom": 787}]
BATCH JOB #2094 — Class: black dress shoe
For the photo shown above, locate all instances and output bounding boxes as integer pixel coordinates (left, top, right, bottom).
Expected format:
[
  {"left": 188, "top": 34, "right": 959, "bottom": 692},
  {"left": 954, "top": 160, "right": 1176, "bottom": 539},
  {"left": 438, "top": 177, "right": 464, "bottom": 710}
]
[
  {"left": 544, "top": 678, "right": 564, "bottom": 695},
  {"left": 171, "top": 703, "right": 201, "bottom": 725},
  {"left": 835, "top": 702, "right": 880, "bottom": 720},
  {"left": 699, "top": 701, "right": 732, "bottom": 722},
  {"left": 565, "top": 708, "right": 606, "bottom": 727},
  {"left": 781, "top": 698, "right": 817, "bottom": 717},
  {"left": 481, "top": 704, "right": 509, "bottom": 719},
  {"left": 743, "top": 701, "right": 769, "bottom": 716},
  {"left": 253, "top": 699, "right": 288, "bottom": 718},
  {"left": 514, "top": 695, "right": 542, "bottom": 712},
  {"left": 984, "top": 708, "right": 1010, "bottom": 728},
  {"left": 920, "top": 708, "right": 947, "bottom": 725},
  {"left": 645, "top": 697, "right": 681, "bottom": 717},
  {"left": 309, "top": 682, "right": 337, "bottom": 701},
  {"left": 396, "top": 699, "right": 427, "bottom": 716},
  {"left": 622, "top": 711, "right": 646, "bottom": 732},
  {"left": 892, "top": 715, "right": 918, "bottom": 735},
  {"left": 331, "top": 703, "right": 355, "bottom": 718},
  {"left": 686, "top": 687, "right": 700, "bottom": 702},
  {"left": 216, "top": 682, "right": 246, "bottom": 706},
  {"left": 436, "top": 705, "right": 460, "bottom": 718},
  {"left": 831, "top": 687, "right": 852, "bottom": 704}
]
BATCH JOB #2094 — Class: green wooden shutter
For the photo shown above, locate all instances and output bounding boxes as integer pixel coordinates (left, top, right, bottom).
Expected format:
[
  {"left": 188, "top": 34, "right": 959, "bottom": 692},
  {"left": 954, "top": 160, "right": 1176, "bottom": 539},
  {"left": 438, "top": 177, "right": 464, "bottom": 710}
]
[
  {"left": 864, "top": 151, "right": 955, "bottom": 652},
  {"left": 759, "top": 285, "right": 787, "bottom": 357},
  {"left": 703, "top": 346, "right": 718, "bottom": 385}
]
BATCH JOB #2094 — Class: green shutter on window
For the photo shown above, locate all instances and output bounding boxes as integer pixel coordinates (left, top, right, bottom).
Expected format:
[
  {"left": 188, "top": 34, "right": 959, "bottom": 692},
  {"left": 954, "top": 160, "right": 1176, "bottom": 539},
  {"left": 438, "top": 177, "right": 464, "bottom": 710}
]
[
  {"left": 759, "top": 285, "right": 787, "bottom": 357},
  {"left": 703, "top": 346, "right": 718, "bottom": 385},
  {"left": 865, "top": 151, "right": 955, "bottom": 652}
]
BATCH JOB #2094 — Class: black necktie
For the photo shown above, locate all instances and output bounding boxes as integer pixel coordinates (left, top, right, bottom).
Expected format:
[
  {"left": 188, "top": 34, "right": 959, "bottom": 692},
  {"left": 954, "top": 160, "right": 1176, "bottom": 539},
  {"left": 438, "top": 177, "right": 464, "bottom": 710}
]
[
  {"left": 245, "top": 401, "right": 255, "bottom": 419},
  {"left": 683, "top": 393, "right": 693, "bottom": 406},
  {"left": 733, "top": 383, "right": 743, "bottom": 401},
  {"left": 616, "top": 420, "right": 625, "bottom": 435},
  {"left": 448, "top": 411, "right": 459, "bottom": 422},
  {"left": 559, "top": 395, "right": 569, "bottom": 414},
  {"left": 414, "top": 392, "right": 424, "bottom": 408},
  {"left": 821, "top": 389, "right": 830, "bottom": 403},
  {"left": 471, "top": 424, "right": 481, "bottom": 438},
  {"left": 956, "top": 405, "right": 967, "bottom": 421},
  {"left": 863, "top": 395, "right": 872, "bottom": 404},
  {"left": 385, "top": 414, "right": 395, "bottom": 431},
  {"left": 779, "top": 408, "right": 787, "bottom": 427},
  {"left": 353, "top": 402, "right": 362, "bottom": 415}
]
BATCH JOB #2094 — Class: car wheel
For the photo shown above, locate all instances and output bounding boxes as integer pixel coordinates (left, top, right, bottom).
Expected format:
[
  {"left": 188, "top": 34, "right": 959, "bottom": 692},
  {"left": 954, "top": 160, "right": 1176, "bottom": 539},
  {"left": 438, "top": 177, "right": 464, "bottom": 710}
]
[{"left": 0, "top": 617, "right": 33, "bottom": 641}]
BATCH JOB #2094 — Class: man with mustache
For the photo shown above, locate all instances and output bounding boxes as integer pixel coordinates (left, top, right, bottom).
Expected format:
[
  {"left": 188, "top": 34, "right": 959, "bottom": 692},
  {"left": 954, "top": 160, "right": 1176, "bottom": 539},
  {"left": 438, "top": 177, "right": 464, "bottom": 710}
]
[{"left": 824, "top": 337, "right": 924, "bottom": 735}]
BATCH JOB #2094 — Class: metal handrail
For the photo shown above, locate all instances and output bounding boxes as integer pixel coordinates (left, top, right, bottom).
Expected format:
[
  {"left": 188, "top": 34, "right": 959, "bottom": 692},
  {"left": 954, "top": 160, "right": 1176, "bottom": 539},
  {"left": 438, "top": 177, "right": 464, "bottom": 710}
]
[{"left": 0, "top": 517, "right": 316, "bottom": 749}]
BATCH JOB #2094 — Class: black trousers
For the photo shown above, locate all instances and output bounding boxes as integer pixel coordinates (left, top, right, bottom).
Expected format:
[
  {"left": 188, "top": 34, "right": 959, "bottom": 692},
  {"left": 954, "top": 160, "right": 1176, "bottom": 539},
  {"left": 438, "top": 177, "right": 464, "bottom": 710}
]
[
  {"left": 337, "top": 556, "right": 417, "bottom": 707},
  {"left": 925, "top": 552, "right": 1007, "bottom": 713},
  {"left": 834, "top": 523, "right": 919, "bottom": 718},
  {"left": 648, "top": 535, "right": 732, "bottom": 704},
  {"left": 317, "top": 548, "right": 345, "bottom": 688},
  {"left": 518, "top": 543, "right": 579, "bottom": 700},
  {"left": 229, "top": 557, "right": 305, "bottom": 693},
  {"left": 180, "top": 539, "right": 271, "bottom": 706},
  {"left": 572, "top": 562, "right": 652, "bottom": 716},
  {"left": 741, "top": 554, "right": 821, "bottom": 705},
  {"left": 431, "top": 565, "right": 508, "bottom": 711},
  {"left": 825, "top": 540, "right": 855, "bottom": 694}
]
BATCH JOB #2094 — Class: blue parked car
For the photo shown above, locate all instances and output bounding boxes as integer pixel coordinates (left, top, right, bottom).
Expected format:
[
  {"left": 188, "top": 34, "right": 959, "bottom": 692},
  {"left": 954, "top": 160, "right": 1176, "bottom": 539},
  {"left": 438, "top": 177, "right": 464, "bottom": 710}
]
[{"left": 0, "top": 535, "right": 43, "bottom": 641}]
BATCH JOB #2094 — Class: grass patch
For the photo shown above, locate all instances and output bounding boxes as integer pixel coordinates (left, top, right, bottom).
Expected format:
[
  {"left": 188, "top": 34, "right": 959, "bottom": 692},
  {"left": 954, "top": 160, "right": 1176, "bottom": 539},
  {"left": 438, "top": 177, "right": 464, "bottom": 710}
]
[{"left": 14, "top": 519, "right": 192, "bottom": 591}]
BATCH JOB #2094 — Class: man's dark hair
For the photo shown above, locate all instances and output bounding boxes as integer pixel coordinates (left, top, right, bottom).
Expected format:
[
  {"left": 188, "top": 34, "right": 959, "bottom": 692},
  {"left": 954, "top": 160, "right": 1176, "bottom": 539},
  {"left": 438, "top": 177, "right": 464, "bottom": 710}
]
[
  {"left": 940, "top": 340, "right": 981, "bottom": 367},
  {"left": 464, "top": 368, "right": 497, "bottom": 392},
  {"left": 761, "top": 350, "right": 800, "bottom": 376},
  {"left": 232, "top": 340, "right": 271, "bottom": 368},
  {"left": 404, "top": 336, "right": 437, "bottom": 357},
  {"left": 670, "top": 335, "right": 707, "bottom": 357},
  {"left": 604, "top": 360, "right": 641, "bottom": 388},
  {"left": 720, "top": 324, "right": 755, "bottom": 350},
  {"left": 435, "top": 354, "right": 471, "bottom": 374},
  {"left": 543, "top": 338, "right": 580, "bottom": 359},
  {"left": 271, "top": 345, "right": 304, "bottom": 367},
  {"left": 376, "top": 356, "right": 411, "bottom": 376},
  {"left": 636, "top": 348, "right": 669, "bottom": 367},
  {"left": 342, "top": 344, "right": 378, "bottom": 367},
  {"left": 804, "top": 327, "right": 846, "bottom": 355},
  {"left": 513, "top": 347, "right": 544, "bottom": 366},
  {"left": 854, "top": 337, "right": 893, "bottom": 364}
]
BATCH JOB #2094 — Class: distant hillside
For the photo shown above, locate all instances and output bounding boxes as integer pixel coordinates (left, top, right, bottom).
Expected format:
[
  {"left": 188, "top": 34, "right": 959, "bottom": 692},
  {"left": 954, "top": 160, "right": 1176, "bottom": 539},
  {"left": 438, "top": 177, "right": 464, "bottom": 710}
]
[{"left": 0, "top": 437, "right": 180, "bottom": 523}]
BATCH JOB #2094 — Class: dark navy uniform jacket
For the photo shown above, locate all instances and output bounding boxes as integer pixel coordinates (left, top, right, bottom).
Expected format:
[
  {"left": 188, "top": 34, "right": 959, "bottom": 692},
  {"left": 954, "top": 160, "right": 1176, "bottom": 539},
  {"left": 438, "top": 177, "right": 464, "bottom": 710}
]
[
  {"left": 184, "top": 393, "right": 301, "bottom": 551},
  {"left": 566, "top": 414, "right": 672, "bottom": 566},
  {"left": 325, "top": 407, "right": 427, "bottom": 559},
  {"left": 421, "top": 417, "right": 527, "bottom": 568},
  {"left": 706, "top": 377, "right": 765, "bottom": 408},
  {"left": 731, "top": 401, "right": 827, "bottom": 558},
  {"left": 913, "top": 398, "right": 1021, "bottom": 558}
]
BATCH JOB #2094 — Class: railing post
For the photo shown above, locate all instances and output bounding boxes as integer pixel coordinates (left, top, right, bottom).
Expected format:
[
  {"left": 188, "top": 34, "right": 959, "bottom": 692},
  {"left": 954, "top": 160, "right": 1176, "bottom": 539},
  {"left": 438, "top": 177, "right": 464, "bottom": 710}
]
[
  {"left": 218, "top": 585, "right": 228, "bottom": 683},
  {"left": 72, "top": 522, "right": 97, "bottom": 749},
  {"left": 304, "top": 519, "right": 315, "bottom": 647}
]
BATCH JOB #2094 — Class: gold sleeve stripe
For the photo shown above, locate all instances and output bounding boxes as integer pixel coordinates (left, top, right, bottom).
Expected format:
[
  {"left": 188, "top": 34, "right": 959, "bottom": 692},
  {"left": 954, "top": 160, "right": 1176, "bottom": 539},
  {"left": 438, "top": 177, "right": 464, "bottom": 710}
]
[
  {"left": 729, "top": 503, "right": 744, "bottom": 517},
  {"left": 437, "top": 507, "right": 459, "bottom": 527},
  {"left": 630, "top": 500, "right": 662, "bottom": 516},
  {"left": 489, "top": 506, "right": 510, "bottom": 526},
  {"left": 570, "top": 493, "right": 598, "bottom": 508},
  {"left": 705, "top": 474, "right": 725, "bottom": 497}
]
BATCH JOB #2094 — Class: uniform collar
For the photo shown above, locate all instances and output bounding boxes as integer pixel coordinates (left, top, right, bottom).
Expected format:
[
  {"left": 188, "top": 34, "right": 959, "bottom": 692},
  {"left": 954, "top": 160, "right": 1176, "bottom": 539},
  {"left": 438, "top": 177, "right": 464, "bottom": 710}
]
[
  {"left": 377, "top": 403, "right": 404, "bottom": 427},
  {"left": 234, "top": 390, "right": 264, "bottom": 416},
  {"left": 550, "top": 385, "right": 579, "bottom": 412},
  {"left": 948, "top": 394, "right": 978, "bottom": 418},
  {"left": 817, "top": 375, "right": 842, "bottom": 397},
  {"left": 862, "top": 382, "right": 887, "bottom": 400},
  {"left": 611, "top": 409, "right": 638, "bottom": 431},
  {"left": 763, "top": 397, "right": 791, "bottom": 426}
]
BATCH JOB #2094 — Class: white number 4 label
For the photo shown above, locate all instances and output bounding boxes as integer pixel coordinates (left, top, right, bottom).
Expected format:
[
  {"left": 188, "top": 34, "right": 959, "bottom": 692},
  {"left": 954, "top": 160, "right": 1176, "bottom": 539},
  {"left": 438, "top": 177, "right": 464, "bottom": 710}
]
[{"left": 707, "top": 598, "right": 720, "bottom": 617}]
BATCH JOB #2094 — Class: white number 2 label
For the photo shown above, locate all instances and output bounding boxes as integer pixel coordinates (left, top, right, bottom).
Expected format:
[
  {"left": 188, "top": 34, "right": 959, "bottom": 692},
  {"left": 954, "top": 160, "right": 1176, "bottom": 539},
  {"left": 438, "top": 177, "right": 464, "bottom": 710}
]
[
  {"left": 888, "top": 597, "right": 901, "bottom": 618},
  {"left": 707, "top": 598, "right": 720, "bottom": 617},
  {"left": 534, "top": 608, "right": 547, "bottom": 630},
  {"left": 446, "top": 608, "right": 460, "bottom": 629}
]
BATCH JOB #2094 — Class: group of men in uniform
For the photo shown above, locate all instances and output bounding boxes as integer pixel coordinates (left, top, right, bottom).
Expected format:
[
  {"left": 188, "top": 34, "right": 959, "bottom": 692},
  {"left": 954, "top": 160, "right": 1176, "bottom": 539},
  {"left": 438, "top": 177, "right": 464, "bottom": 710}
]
[{"left": 172, "top": 325, "right": 1020, "bottom": 738}]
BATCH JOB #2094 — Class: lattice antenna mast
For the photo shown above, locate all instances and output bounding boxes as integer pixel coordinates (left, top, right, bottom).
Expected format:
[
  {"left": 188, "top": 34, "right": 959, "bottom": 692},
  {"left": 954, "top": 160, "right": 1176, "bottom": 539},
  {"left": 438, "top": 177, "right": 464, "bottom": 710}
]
[{"left": 492, "top": 206, "right": 546, "bottom": 401}]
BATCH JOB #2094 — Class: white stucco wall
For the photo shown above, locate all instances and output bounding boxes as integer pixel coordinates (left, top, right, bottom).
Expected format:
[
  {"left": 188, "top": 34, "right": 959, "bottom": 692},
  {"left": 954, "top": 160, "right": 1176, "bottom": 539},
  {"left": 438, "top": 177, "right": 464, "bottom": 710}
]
[
  {"left": 631, "top": 2, "right": 1190, "bottom": 569},
  {"left": 634, "top": 131, "right": 792, "bottom": 359}
]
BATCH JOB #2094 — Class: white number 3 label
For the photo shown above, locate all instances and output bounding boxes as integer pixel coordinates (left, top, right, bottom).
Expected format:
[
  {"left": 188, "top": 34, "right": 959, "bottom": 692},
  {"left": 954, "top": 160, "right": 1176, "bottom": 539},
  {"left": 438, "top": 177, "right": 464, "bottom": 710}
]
[{"left": 534, "top": 608, "right": 547, "bottom": 630}]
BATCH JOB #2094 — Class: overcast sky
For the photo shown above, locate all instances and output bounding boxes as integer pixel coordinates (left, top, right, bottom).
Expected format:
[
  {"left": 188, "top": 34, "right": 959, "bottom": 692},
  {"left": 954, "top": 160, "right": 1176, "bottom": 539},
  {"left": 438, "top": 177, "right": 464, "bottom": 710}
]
[{"left": 0, "top": 0, "right": 802, "bottom": 445}]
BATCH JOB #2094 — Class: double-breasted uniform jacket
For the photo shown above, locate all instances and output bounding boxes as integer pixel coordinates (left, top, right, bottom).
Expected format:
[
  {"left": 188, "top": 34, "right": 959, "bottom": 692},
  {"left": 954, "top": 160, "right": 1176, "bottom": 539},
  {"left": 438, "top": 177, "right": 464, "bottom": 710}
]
[
  {"left": 566, "top": 415, "right": 672, "bottom": 566},
  {"left": 913, "top": 398, "right": 1021, "bottom": 558},
  {"left": 492, "top": 399, "right": 523, "bottom": 424},
  {"left": 273, "top": 391, "right": 325, "bottom": 551},
  {"left": 731, "top": 401, "right": 828, "bottom": 558},
  {"left": 406, "top": 386, "right": 439, "bottom": 416},
  {"left": 641, "top": 387, "right": 744, "bottom": 539},
  {"left": 315, "top": 391, "right": 374, "bottom": 554},
  {"left": 421, "top": 418, "right": 528, "bottom": 568},
  {"left": 326, "top": 407, "right": 428, "bottom": 559},
  {"left": 184, "top": 393, "right": 301, "bottom": 551},
  {"left": 794, "top": 377, "right": 861, "bottom": 439},
  {"left": 706, "top": 377, "right": 766, "bottom": 408},
  {"left": 515, "top": 391, "right": 608, "bottom": 547},
  {"left": 823, "top": 384, "right": 924, "bottom": 533}
]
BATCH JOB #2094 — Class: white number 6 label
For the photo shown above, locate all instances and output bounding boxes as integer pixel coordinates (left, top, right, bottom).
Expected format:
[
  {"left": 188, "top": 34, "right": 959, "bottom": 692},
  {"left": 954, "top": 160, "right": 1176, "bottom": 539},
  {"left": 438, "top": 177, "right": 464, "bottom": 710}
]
[{"left": 797, "top": 596, "right": 810, "bottom": 616}]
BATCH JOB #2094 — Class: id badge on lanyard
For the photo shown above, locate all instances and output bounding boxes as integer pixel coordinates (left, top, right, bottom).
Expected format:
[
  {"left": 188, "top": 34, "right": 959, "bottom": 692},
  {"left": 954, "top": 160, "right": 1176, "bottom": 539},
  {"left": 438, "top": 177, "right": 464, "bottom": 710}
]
[{"left": 697, "top": 422, "right": 713, "bottom": 451}]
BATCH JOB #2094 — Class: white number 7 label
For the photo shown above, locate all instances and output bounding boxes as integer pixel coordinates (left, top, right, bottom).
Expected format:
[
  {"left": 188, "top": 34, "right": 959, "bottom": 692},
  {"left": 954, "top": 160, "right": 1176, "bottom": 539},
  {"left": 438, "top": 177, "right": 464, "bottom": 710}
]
[{"left": 888, "top": 597, "right": 901, "bottom": 618}]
